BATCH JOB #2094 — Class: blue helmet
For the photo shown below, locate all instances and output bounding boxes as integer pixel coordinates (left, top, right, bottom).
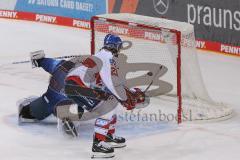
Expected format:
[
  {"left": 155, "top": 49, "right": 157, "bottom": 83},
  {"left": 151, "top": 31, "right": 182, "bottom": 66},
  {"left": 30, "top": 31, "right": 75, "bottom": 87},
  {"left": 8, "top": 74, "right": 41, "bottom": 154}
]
[{"left": 103, "top": 34, "right": 123, "bottom": 53}]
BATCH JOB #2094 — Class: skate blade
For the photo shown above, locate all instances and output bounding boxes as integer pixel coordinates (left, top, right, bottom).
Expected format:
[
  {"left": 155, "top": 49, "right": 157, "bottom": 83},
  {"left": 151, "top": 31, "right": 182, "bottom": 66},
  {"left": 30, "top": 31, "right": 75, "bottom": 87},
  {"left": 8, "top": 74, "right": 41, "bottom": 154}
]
[
  {"left": 91, "top": 152, "right": 115, "bottom": 159},
  {"left": 63, "top": 121, "right": 78, "bottom": 137},
  {"left": 108, "top": 142, "right": 126, "bottom": 148},
  {"left": 65, "top": 132, "right": 78, "bottom": 138}
]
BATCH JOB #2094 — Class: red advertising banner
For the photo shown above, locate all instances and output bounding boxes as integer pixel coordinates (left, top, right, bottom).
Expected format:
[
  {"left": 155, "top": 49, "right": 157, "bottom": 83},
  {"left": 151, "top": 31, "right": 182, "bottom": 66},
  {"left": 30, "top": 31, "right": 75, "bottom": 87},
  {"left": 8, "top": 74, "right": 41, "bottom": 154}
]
[
  {"left": 0, "top": 9, "right": 239, "bottom": 56},
  {"left": 196, "top": 40, "right": 240, "bottom": 56},
  {"left": 0, "top": 10, "right": 90, "bottom": 29}
]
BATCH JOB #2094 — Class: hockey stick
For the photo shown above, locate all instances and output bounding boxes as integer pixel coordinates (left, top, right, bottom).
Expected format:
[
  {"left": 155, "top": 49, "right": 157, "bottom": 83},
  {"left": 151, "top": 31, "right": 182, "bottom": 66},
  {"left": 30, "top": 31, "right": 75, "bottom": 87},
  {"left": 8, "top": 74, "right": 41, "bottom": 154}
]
[
  {"left": 66, "top": 67, "right": 161, "bottom": 100},
  {"left": 143, "top": 65, "right": 163, "bottom": 93},
  {"left": 0, "top": 54, "right": 81, "bottom": 67}
]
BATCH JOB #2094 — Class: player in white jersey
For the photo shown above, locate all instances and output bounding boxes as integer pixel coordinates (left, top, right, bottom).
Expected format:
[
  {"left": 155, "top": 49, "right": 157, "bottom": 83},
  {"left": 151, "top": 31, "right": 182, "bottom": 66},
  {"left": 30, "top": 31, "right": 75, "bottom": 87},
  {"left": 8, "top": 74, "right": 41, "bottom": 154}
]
[
  {"left": 64, "top": 34, "right": 149, "bottom": 158},
  {"left": 18, "top": 34, "right": 149, "bottom": 159}
]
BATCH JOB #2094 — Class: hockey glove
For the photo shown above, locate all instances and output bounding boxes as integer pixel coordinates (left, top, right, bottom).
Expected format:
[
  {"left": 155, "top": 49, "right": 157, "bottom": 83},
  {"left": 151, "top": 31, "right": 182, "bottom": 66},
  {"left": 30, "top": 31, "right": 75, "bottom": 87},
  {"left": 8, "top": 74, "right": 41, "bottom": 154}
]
[
  {"left": 133, "top": 88, "right": 150, "bottom": 109},
  {"left": 121, "top": 88, "right": 137, "bottom": 110},
  {"left": 121, "top": 88, "right": 148, "bottom": 110}
]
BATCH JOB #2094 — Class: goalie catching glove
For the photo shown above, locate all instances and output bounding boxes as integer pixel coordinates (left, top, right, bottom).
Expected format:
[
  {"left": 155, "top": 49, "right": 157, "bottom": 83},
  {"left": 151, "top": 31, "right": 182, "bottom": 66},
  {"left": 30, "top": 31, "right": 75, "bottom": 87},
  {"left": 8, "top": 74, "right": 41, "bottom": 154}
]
[{"left": 121, "top": 88, "right": 150, "bottom": 110}]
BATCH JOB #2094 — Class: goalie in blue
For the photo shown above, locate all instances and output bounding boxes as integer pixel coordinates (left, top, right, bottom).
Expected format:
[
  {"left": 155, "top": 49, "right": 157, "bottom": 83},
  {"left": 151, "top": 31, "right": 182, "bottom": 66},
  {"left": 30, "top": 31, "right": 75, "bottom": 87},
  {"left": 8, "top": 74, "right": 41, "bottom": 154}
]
[{"left": 17, "top": 50, "right": 86, "bottom": 137}]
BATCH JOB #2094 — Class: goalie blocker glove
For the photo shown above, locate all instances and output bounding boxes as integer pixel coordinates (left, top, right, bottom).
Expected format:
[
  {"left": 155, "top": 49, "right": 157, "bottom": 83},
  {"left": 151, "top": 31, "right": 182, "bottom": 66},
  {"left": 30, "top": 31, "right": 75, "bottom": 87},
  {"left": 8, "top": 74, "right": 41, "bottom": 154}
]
[{"left": 30, "top": 50, "right": 45, "bottom": 68}]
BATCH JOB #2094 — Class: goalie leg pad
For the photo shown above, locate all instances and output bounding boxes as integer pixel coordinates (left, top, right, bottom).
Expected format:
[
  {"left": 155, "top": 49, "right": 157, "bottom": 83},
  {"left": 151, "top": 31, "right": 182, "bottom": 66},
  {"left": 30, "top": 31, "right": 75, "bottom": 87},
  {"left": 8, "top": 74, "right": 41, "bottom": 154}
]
[
  {"left": 29, "top": 96, "right": 52, "bottom": 120},
  {"left": 17, "top": 96, "right": 39, "bottom": 124},
  {"left": 55, "top": 99, "right": 84, "bottom": 121},
  {"left": 18, "top": 95, "right": 51, "bottom": 121}
]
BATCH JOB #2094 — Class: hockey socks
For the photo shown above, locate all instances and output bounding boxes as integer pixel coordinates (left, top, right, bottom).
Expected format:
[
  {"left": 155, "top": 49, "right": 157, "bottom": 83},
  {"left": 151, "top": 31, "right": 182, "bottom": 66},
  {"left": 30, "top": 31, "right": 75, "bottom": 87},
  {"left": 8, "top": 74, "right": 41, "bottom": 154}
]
[
  {"left": 105, "top": 114, "right": 126, "bottom": 148},
  {"left": 94, "top": 115, "right": 126, "bottom": 148},
  {"left": 92, "top": 116, "right": 115, "bottom": 158}
]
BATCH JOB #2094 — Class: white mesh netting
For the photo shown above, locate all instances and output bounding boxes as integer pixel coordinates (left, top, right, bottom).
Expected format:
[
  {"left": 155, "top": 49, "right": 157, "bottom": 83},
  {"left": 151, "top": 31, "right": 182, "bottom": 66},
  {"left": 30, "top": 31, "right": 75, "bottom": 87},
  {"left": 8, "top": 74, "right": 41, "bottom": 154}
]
[{"left": 91, "top": 13, "right": 233, "bottom": 122}]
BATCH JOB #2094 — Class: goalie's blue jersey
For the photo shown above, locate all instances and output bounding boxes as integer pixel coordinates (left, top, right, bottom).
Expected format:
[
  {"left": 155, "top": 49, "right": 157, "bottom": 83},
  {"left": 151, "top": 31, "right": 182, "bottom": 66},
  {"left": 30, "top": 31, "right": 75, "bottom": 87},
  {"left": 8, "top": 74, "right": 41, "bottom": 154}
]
[{"left": 30, "top": 58, "right": 99, "bottom": 119}]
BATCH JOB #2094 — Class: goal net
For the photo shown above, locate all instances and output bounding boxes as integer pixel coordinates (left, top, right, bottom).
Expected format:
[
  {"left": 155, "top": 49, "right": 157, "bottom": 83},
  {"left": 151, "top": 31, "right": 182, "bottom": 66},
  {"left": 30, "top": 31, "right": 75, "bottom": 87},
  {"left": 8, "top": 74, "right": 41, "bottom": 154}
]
[{"left": 90, "top": 13, "right": 233, "bottom": 123}]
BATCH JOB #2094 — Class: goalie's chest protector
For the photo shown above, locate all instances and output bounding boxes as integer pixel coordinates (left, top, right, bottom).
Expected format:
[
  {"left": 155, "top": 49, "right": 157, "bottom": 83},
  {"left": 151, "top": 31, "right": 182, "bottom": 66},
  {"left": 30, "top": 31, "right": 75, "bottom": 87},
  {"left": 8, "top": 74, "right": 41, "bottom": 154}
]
[{"left": 49, "top": 60, "right": 75, "bottom": 93}]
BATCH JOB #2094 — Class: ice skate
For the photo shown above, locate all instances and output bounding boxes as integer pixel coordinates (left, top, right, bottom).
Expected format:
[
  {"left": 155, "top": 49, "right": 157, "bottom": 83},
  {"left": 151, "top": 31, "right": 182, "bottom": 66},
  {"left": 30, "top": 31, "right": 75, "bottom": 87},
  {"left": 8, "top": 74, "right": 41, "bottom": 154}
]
[
  {"left": 106, "top": 134, "right": 126, "bottom": 148},
  {"left": 91, "top": 138, "right": 115, "bottom": 159}
]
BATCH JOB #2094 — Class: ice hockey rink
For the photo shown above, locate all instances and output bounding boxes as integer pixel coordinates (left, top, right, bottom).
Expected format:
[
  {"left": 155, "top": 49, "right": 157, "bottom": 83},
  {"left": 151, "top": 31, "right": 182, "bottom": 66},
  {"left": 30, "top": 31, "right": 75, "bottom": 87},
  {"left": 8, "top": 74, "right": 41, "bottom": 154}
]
[{"left": 0, "top": 18, "right": 240, "bottom": 160}]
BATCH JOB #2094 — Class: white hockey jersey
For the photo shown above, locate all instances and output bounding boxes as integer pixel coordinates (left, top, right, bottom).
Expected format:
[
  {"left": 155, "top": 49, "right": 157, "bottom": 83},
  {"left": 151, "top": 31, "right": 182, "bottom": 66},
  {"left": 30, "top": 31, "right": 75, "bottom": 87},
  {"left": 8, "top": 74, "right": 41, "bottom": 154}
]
[{"left": 66, "top": 49, "right": 127, "bottom": 101}]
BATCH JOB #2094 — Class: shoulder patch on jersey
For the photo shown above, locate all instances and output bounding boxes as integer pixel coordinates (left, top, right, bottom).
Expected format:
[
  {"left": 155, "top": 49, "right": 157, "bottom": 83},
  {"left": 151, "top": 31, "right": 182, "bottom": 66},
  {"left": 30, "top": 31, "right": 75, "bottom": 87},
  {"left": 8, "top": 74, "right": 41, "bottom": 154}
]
[
  {"left": 109, "top": 59, "right": 116, "bottom": 65},
  {"left": 109, "top": 59, "right": 118, "bottom": 76}
]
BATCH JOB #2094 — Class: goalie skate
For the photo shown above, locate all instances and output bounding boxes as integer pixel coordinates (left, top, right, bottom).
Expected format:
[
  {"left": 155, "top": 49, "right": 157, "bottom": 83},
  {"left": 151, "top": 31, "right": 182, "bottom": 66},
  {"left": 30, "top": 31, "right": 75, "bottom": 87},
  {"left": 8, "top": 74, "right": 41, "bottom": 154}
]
[
  {"left": 61, "top": 118, "right": 78, "bottom": 137},
  {"left": 17, "top": 96, "right": 38, "bottom": 124},
  {"left": 91, "top": 138, "right": 115, "bottom": 159}
]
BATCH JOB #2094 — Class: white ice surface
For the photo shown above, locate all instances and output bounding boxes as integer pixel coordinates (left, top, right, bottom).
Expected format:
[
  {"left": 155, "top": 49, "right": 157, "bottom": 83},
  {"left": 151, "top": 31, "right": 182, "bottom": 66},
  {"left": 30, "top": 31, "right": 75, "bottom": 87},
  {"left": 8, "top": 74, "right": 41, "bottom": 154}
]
[{"left": 0, "top": 18, "right": 240, "bottom": 160}]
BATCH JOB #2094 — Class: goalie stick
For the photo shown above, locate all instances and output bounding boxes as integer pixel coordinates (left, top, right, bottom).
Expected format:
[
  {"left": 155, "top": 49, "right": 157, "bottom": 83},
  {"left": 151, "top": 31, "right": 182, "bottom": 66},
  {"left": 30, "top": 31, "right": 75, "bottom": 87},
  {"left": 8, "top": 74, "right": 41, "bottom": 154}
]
[{"left": 0, "top": 54, "right": 81, "bottom": 67}]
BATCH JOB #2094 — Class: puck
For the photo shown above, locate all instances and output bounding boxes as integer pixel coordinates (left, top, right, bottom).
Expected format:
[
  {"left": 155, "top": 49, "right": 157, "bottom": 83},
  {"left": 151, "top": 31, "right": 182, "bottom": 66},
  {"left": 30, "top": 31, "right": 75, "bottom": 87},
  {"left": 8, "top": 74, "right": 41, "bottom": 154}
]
[{"left": 147, "top": 72, "right": 153, "bottom": 76}]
